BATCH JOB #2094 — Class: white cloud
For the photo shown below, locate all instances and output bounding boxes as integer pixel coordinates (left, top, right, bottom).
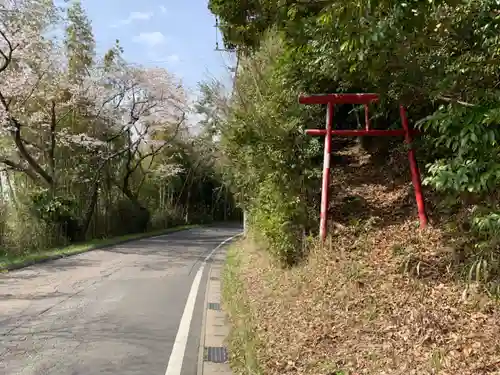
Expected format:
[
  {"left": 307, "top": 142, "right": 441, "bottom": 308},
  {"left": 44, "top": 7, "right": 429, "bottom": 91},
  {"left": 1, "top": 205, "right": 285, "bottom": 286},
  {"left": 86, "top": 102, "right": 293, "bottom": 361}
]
[
  {"left": 129, "top": 11, "right": 152, "bottom": 21},
  {"left": 167, "top": 54, "right": 179, "bottom": 63},
  {"left": 159, "top": 5, "right": 167, "bottom": 14},
  {"left": 132, "top": 32, "right": 166, "bottom": 47},
  {"left": 111, "top": 11, "right": 153, "bottom": 28}
]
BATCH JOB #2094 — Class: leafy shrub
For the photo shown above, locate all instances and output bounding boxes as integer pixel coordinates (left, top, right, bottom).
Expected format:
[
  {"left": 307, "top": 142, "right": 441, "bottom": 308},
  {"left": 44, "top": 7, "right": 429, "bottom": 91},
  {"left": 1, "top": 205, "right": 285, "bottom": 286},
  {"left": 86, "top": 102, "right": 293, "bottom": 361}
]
[
  {"left": 250, "top": 177, "right": 306, "bottom": 266},
  {"left": 216, "top": 33, "right": 319, "bottom": 266}
]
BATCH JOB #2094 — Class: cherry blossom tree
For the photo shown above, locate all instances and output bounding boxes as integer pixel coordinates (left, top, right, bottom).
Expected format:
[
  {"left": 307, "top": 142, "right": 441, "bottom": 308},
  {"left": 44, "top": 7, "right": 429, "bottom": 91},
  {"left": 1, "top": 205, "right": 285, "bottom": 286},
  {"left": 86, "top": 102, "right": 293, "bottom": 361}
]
[
  {"left": 0, "top": 0, "right": 61, "bottom": 183},
  {"left": 59, "top": 59, "right": 188, "bottom": 235},
  {"left": 0, "top": 0, "right": 188, "bottom": 238},
  {"left": 84, "top": 57, "right": 188, "bottom": 208}
]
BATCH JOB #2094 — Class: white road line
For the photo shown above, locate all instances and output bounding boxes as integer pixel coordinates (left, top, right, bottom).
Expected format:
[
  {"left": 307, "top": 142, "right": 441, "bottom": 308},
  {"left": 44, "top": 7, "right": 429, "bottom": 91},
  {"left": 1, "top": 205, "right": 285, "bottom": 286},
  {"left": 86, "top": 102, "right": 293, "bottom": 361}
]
[{"left": 164, "top": 232, "right": 242, "bottom": 375}]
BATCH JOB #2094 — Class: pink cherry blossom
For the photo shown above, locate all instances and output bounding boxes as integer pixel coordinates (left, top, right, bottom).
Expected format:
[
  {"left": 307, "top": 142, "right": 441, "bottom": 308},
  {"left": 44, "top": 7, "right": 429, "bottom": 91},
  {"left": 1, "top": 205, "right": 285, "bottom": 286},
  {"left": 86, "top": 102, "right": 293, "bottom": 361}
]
[{"left": 0, "top": 0, "right": 187, "bottom": 184}]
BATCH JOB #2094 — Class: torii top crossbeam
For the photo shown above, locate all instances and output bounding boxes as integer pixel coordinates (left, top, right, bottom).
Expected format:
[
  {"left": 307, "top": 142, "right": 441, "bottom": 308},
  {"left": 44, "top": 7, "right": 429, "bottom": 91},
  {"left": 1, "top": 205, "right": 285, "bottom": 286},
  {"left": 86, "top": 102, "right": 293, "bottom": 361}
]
[{"left": 299, "top": 93, "right": 379, "bottom": 105}]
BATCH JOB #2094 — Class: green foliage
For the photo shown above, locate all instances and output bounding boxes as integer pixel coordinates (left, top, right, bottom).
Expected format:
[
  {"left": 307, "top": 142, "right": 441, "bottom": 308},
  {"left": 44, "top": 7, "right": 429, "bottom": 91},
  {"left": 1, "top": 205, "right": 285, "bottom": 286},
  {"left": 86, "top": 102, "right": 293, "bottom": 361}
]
[
  {"left": 455, "top": 207, "right": 500, "bottom": 295},
  {"left": 207, "top": 0, "right": 500, "bottom": 275},
  {"left": 107, "top": 199, "right": 150, "bottom": 235},
  {"left": 472, "top": 211, "right": 500, "bottom": 236},
  {"left": 64, "top": 0, "right": 95, "bottom": 81},
  {"left": 249, "top": 177, "right": 305, "bottom": 265},
  {"left": 222, "top": 244, "right": 264, "bottom": 374},
  {"left": 204, "top": 33, "right": 320, "bottom": 265},
  {"left": 420, "top": 103, "right": 500, "bottom": 194},
  {"left": 31, "top": 190, "right": 76, "bottom": 222},
  {"left": 0, "top": 201, "right": 62, "bottom": 256}
]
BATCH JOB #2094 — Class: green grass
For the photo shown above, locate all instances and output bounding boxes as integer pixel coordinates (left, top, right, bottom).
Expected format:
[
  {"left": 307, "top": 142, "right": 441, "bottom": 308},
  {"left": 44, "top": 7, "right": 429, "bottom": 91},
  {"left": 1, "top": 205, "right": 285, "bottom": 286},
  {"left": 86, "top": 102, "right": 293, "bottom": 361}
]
[
  {"left": 222, "top": 242, "right": 263, "bottom": 375},
  {"left": 0, "top": 224, "right": 198, "bottom": 272}
]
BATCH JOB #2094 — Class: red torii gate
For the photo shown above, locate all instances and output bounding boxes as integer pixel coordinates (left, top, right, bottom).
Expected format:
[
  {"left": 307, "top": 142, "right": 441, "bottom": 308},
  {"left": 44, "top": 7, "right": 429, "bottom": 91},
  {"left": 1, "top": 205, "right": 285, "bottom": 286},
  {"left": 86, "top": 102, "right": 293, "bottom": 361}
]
[{"left": 298, "top": 93, "right": 428, "bottom": 241}]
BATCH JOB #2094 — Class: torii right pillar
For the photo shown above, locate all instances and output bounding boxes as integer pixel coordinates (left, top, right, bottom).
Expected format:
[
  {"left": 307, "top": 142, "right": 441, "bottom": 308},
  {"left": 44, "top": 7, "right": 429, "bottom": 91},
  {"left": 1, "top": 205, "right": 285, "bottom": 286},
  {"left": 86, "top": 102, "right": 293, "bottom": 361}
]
[{"left": 399, "top": 105, "right": 428, "bottom": 228}]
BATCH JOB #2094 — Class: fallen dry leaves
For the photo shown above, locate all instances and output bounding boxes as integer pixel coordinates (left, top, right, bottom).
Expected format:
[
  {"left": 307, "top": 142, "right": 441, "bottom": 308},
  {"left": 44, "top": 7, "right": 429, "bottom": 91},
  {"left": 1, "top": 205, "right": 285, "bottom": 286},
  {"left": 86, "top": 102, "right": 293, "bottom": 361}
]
[{"left": 233, "top": 144, "right": 500, "bottom": 375}]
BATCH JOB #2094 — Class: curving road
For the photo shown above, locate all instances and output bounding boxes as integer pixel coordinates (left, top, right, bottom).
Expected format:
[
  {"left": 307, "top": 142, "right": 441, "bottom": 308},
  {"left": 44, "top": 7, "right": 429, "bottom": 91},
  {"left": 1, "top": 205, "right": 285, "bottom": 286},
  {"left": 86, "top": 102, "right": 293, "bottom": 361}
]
[{"left": 0, "top": 225, "right": 241, "bottom": 375}]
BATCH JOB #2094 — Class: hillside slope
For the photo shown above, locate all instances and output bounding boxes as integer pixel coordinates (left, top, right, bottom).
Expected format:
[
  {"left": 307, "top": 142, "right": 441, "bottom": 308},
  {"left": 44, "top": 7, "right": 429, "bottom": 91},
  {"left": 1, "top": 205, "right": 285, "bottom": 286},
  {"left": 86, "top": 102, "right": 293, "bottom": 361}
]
[{"left": 224, "top": 143, "right": 500, "bottom": 375}]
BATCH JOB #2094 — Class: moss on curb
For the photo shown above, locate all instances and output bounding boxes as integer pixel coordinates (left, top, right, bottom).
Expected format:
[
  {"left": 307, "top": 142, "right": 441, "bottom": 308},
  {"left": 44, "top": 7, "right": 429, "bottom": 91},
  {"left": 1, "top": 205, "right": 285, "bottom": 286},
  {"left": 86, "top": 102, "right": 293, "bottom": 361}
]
[
  {"left": 222, "top": 241, "right": 263, "bottom": 375},
  {"left": 0, "top": 224, "right": 199, "bottom": 272}
]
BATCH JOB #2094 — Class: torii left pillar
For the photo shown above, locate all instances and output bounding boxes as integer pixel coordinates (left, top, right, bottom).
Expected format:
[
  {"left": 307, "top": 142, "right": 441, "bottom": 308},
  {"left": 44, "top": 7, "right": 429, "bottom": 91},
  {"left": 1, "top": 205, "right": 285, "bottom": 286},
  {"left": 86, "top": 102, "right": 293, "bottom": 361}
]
[
  {"left": 300, "top": 94, "right": 380, "bottom": 241},
  {"left": 319, "top": 101, "right": 334, "bottom": 241}
]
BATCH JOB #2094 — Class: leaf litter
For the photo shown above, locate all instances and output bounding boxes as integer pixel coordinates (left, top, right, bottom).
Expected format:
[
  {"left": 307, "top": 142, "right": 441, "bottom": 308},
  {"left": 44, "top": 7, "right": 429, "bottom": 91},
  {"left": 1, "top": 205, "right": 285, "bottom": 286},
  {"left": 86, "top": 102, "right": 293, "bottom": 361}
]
[{"left": 232, "top": 143, "right": 500, "bottom": 375}]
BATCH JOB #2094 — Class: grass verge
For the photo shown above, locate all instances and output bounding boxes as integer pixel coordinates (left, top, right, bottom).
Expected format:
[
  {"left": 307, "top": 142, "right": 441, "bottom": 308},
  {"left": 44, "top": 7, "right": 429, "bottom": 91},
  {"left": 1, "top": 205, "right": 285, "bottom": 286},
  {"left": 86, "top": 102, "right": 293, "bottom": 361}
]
[
  {"left": 0, "top": 224, "right": 198, "bottom": 272},
  {"left": 222, "top": 242, "right": 264, "bottom": 375}
]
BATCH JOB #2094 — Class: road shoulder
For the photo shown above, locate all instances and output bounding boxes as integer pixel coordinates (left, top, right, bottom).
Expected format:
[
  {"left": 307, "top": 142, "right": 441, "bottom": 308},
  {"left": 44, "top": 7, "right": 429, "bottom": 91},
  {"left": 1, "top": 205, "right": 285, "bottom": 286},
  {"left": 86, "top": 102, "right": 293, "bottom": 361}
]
[{"left": 198, "top": 247, "right": 232, "bottom": 375}]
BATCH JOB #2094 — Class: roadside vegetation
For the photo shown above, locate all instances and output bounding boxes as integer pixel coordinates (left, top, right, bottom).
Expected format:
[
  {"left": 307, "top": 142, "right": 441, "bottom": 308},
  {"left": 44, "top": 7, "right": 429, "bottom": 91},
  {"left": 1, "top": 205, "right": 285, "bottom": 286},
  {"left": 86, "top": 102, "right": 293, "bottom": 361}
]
[
  {"left": 222, "top": 244, "right": 263, "bottom": 375},
  {"left": 0, "top": 1, "right": 239, "bottom": 267},
  {"left": 208, "top": 0, "right": 500, "bottom": 373},
  {"left": 0, "top": 225, "right": 198, "bottom": 271}
]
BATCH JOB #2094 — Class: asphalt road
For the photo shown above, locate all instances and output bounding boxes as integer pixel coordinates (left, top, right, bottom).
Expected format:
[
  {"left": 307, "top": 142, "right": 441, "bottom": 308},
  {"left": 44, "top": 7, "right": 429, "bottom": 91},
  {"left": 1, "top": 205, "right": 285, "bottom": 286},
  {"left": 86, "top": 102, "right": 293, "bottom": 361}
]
[{"left": 0, "top": 225, "right": 242, "bottom": 375}]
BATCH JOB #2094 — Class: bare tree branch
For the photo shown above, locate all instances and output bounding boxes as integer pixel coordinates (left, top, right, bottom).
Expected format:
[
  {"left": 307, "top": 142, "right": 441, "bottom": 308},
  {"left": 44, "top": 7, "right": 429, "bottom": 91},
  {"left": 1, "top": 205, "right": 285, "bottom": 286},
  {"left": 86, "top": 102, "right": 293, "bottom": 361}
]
[
  {"left": 0, "top": 156, "right": 41, "bottom": 183},
  {"left": 437, "top": 95, "right": 476, "bottom": 107},
  {"left": 0, "top": 28, "right": 17, "bottom": 74}
]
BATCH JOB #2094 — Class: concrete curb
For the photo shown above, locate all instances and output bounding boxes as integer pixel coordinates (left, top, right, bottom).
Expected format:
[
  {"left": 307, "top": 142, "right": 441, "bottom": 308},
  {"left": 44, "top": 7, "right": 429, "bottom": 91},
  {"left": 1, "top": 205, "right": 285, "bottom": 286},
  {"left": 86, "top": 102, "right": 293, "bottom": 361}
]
[
  {"left": 197, "top": 235, "right": 244, "bottom": 375},
  {"left": 197, "top": 262, "right": 211, "bottom": 375},
  {"left": 1, "top": 225, "right": 199, "bottom": 272},
  {"left": 198, "top": 249, "right": 233, "bottom": 374}
]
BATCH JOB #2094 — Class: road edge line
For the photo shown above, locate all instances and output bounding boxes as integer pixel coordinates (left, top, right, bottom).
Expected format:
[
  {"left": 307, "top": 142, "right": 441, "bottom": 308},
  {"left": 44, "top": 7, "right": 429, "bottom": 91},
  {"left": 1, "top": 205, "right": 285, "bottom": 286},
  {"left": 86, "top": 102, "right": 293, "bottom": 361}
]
[{"left": 165, "top": 232, "right": 242, "bottom": 375}]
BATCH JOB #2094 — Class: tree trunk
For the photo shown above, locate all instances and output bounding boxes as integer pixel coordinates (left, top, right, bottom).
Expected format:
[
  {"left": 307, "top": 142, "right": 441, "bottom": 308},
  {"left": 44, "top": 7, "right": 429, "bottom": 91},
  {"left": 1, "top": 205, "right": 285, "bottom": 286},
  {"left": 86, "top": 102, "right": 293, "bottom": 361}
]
[
  {"left": 223, "top": 187, "right": 228, "bottom": 221},
  {"left": 79, "top": 181, "right": 99, "bottom": 241},
  {"left": 185, "top": 189, "right": 190, "bottom": 224}
]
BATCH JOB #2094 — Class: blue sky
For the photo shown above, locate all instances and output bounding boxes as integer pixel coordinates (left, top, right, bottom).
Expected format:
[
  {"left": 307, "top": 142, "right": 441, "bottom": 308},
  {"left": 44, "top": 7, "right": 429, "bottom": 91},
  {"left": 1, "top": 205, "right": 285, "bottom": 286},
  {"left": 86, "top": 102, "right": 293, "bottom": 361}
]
[{"left": 80, "top": 0, "right": 235, "bottom": 95}]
